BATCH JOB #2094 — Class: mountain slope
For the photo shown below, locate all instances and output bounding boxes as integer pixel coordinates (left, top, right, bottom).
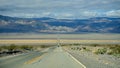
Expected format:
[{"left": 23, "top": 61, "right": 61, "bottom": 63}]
[{"left": 0, "top": 15, "right": 120, "bottom": 33}]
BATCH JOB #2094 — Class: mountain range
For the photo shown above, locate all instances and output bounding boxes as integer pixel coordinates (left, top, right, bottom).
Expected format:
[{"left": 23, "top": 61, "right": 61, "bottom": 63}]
[{"left": 0, "top": 15, "right": 120, "bottom": 33}]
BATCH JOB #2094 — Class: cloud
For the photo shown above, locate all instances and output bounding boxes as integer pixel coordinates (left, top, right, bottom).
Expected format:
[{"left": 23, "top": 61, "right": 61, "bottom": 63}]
[
  {"left": 106, "top": 10, "right": 120, "bottom": 17},
  {"left": 0, "top": 0, "right": 120, "bottom": 18},
  {"left": 82, "top": 11, "right": 98, "bottom": 17},
  {"left": 54, "top": 13, "right": 73, "bottom": 19}
]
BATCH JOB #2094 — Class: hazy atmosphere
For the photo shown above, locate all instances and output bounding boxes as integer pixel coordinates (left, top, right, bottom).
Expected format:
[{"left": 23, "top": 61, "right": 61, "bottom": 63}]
[{"left": 0, "top": 0, "right": 120, "bottom": 68}]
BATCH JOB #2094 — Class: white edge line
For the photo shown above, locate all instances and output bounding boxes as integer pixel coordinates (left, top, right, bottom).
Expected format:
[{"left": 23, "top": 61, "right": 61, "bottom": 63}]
[{"left": 66, "top": 52, "right": 86, "bottom": 68}]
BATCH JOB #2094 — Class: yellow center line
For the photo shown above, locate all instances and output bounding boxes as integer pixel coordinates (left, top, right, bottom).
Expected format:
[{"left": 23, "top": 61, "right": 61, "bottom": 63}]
[{"left": 24, "top": 53, "right": 47, "bottom": 64}]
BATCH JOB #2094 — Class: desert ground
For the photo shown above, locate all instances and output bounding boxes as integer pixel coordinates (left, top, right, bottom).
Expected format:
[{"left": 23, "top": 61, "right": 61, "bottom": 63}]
[{"left": 0, "top": 39, "right": 120, "bottom": 45}]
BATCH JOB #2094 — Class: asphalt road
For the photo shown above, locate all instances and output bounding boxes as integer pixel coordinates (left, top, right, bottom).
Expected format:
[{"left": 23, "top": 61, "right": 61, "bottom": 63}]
[
  {"left": 0, "top": 51, "right": 44, "bottom": 68},
  {"left": 0, "top": 46, "right": 86, "bottom": 68}
]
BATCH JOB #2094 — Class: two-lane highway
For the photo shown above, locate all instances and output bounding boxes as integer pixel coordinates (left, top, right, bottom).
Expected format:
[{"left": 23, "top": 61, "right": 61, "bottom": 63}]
[
  {"left": 23, "top": 46, "right": 86, "bottom": 68},
  {"left": 0, "top": 46, "right": 86, "bottom": 68}
]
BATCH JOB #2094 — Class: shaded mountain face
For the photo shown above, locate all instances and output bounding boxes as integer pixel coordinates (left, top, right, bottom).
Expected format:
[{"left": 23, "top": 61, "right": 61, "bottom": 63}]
[{"left": 0, "top": 15, "right": 120, "bottom": 33}]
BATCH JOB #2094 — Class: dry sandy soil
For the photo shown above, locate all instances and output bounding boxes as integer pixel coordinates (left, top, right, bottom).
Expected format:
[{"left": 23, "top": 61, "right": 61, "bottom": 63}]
[{"left": 0, "top": 39, "right": 120, "bottom": 45}]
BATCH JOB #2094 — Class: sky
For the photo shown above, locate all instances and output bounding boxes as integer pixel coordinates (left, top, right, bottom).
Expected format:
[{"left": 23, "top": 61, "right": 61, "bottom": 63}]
[{"left": 0, "top": 0, "right": 120, "bottom": 19}]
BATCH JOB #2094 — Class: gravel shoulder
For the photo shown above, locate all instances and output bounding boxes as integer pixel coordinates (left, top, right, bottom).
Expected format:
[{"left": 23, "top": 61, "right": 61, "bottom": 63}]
[{"left": 64, "top": 46, "right": 120, "bottom": 68}]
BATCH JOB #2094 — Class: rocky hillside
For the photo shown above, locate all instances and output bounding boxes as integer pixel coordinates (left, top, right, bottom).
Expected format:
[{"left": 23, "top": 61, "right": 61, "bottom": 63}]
[{"left": 0, "top": 15, "right": 120, "bottom": 33}]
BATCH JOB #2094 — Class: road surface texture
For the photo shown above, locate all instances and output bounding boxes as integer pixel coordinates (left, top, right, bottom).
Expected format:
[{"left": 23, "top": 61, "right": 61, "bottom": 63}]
[
  {"left": 0, "top": 51, "right": 44, "bottom": 68},
  {"left": 0, "top": 46, "right": 86, "bottom": 68}
]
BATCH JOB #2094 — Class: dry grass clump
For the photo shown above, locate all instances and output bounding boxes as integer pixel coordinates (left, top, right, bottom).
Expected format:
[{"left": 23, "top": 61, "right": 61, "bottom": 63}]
[
  {"left": 0, "top": 44, "right": 51, "bottom": 57},
  {"left": 63, "top": 44, "right": 120, "bottom": 58}
]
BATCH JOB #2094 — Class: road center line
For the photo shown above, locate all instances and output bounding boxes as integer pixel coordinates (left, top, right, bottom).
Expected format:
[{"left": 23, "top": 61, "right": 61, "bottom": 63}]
[{"left": 24, "top": 53, "right": 47, "bottom": 64}]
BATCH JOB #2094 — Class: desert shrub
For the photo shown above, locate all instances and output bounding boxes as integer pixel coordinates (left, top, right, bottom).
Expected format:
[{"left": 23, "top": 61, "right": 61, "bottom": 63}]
[
  {"left": 61, "top": 44, "right": 66, "bottom": 46},
  {"left": 94, "top": 48, "right": 107, "bottom": 54},
  {"left": 90, "top": 44, "right": 99, "bottom": 47},
  {"left": 84, "top": 48, "right": 91, "bottom": 51},
  {"left": 0, "top": 46, "right": 8, "bottom": 52},
  {"left": 0, "top": 47, "right": 2, "bottom": 51},
  {"left": 82, "top": 47, "right": 86, "bottom": 50},
  {"left": 82, "top": 47, "right": 91, "bottom": 51},
  {"left": 113, "top": 54, "right": 120, "bottom": 58},
  {"left": 73, "top": 43, "right": 80, "bottom": 46},
  {"left": 40, "top": 45, "right": 50, "bottom": 48},
  {"left": 7, "top": 44, "right": 17, "bottom": 51},
  {"left": 20, "top": 45, "right": 33, "bottom": 50},
  {"left": 108, "top": 45, "right": 120, "bottom": 57},
  {"left": 70, "top": 47, "right": 81, "bottom": 51},
  {"left": 71, "top": 47, "right": 75, "bottom": 50},
  {"left": 107, "top": 50, "right": 113, "bottom": 55},
  {"left": 109, "top": 45, "right": 120, "bottom": 54},
  {"left": 1, "top": 46, "right": 8, "bottom": 49}
]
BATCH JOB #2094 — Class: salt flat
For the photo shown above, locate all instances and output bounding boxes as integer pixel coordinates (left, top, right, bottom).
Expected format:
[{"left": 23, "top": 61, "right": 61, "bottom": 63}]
[{"left": 0, "top": 33, "right": 120, "bottom": 45}]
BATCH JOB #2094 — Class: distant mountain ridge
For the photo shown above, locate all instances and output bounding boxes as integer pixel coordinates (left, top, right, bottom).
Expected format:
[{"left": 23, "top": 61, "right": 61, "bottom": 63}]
[{"left": 0, "top": 15, "right": 120, "bottom": 33}]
